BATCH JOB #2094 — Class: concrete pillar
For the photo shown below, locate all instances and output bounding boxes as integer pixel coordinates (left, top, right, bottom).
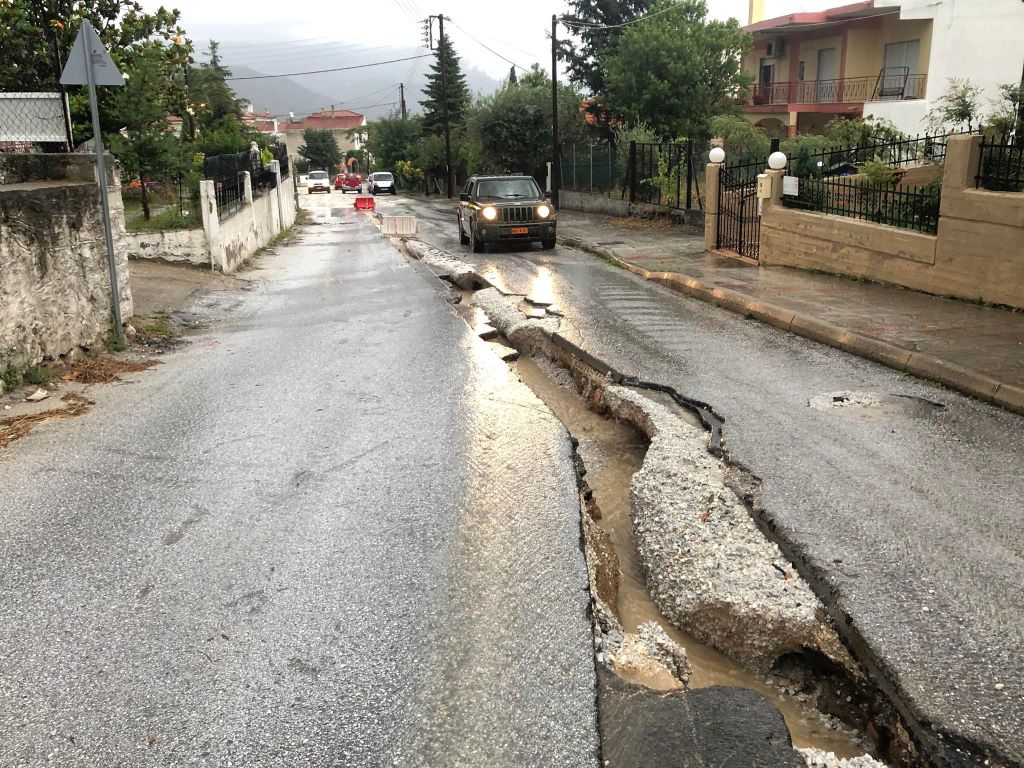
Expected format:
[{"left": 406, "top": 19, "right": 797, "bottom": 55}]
[
  {"left": 199, "top": 180, "right": 224, "bottom": 271},
  {"left": 705, "top": 162, "right": 721, "bottom": 252},
  {"left": 242, "top": 171, "right": 253, "bottom": 205},
  {"left": 270, "top": 160, "right": 283, "bottom": 233},
  {"left": 939, "top": 135, "right": 982, "bottom": 217}
]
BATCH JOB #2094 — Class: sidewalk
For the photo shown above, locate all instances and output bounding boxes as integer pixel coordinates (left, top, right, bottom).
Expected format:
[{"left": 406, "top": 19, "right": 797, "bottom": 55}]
[{"left": 558, "top": 210, "right": 1024, "bottom": 415}]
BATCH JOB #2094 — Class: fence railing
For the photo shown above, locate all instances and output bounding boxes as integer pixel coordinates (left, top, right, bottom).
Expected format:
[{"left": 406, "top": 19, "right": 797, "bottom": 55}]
[
  {"left": 782, "top": 175, "right": 940, "bottom": 234},
  {"left": 747, "top": 72, "right": 927, "bottom": 106},
  {"left": 122, "top": 174, "right": 201, "bottom": 231},
  {"left": 624, "top": 139, "right": 710, "bottom": 210},
  {"left": 561, "top": 142, "right": 623, "bottom": 198},
  {"left": 785, "top": 130, "right": 975, "bottom": 178},
  {"left": 214, "top": 173, "right": 247, "bottom": 220},
  {"left": 203, "top": 144, "right": 288, "bottom": 220},
  {"left": 976, "top": 135, "right": 1024, "bottom": 192},
  {"left": 0, "top": 91, "right": 73, "bottom": 153}
]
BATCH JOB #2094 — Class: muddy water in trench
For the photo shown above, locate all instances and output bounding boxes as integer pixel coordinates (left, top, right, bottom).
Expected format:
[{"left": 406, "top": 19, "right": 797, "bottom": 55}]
[{"left": 512, "top": 355, "right": 868, "bottom": 759}]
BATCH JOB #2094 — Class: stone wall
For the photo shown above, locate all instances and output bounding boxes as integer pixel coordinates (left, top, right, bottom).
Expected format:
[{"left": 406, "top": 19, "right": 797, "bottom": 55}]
[
  {"left": 710, "top": 136, "right": 1024, "bottom": 309},
  {"left": 121, "top": 227, "right": 210, "bottom": 266},
  {"left": 560, "top": 189, "right": 705, "bottom": 229},
  {"left": 0, "top": 154, "right": 133, "bottom": 369}
]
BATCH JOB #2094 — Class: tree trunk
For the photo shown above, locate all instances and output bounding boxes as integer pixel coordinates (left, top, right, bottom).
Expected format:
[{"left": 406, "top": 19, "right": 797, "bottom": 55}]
[{"left": 140, "top": 176, "right": 151, "bottom": 220}]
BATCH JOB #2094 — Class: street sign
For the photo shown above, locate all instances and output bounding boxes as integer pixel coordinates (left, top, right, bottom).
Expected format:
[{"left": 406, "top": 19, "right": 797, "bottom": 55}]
[
  {"left": 60, "top": 20, "right": 126, "bottom": 340},
  {"left": 60, "top": 22, "right": 123, "bottom": 86}
]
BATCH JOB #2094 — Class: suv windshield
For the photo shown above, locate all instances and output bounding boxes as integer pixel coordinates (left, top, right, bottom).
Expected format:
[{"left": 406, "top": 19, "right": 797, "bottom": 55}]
[{"left": 476, "top": 178, "right": 540, "bottom": 199}]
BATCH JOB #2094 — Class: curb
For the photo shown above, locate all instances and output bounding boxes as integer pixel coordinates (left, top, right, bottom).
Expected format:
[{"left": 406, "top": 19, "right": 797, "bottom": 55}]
[{"left": 560, "top": 236, "right": 1024, "bottom": 418}]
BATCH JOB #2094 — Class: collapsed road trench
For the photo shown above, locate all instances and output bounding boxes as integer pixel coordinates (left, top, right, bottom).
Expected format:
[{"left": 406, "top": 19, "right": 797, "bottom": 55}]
[{"left": 397, "top": 237, "right": 892, "bottom": 766}]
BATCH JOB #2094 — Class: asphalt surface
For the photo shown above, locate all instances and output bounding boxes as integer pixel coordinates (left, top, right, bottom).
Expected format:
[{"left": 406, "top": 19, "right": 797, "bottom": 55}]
[
  {"left": 391, "top": 194, "right": 1024, "bottom": 768},
  {"left": 0, "top": 194, "right": 600, "bottom": 767}
]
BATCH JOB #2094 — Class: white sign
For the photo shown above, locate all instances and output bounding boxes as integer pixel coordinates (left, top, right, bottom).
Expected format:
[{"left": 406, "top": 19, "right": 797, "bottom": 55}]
[
  {"left": 783, "top": 175, "right": 799, "bottom": 196},
  {"left": 60, "top": 22, "right": 124, "bottom": 86}
]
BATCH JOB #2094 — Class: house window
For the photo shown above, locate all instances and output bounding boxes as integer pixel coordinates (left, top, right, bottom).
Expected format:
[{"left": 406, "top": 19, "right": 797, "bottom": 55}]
[
  {"left": 881, "top": 39, "right": 921, "bottom": 98},
  {"left": 798, "top": 61, "right": 806, "bottom": 80}
]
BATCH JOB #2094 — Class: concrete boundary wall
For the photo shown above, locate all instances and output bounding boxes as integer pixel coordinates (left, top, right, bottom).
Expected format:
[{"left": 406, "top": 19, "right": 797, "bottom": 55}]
[
  {"left": 707, "top": 136, "right": 1024, "bottom": 309},
  {"left": 560, "top": 190, "right": 705, "bottom": 230},
  {"left": 130, "top": 161, "right": 298, "bottom": 273},
  {"left": 0, "top": 154, "right": 132, "bottom": 369}
]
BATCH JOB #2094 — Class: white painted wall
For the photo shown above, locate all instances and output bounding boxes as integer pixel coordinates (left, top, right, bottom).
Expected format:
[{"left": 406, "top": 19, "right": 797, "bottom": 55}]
[{"left": 870, "top": 0, "right": 1024, "bottom": 133}]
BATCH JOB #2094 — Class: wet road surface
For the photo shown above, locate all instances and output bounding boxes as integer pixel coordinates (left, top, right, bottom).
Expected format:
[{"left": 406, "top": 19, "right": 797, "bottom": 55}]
[
  {"left": 391, "top": 194, "right": 1024, "bottom": 767},
  {"left": 0, "top": 194, "right": 599, "bottom": 767}
]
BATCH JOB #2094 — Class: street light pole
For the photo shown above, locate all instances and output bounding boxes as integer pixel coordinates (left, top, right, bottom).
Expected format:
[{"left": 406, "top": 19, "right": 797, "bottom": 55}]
[{"left": 550, "top": 14, "right": 561, "bottom": 205}]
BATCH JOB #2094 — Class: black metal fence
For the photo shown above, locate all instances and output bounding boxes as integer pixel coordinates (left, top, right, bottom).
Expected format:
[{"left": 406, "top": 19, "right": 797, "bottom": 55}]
[
  {"left": 782, "top": 175, "right": 940, "bottom": 234},
  {"left": 203, "top": 144, "right": 288, "bottom": 220},
  {"left": 977, "top": 135, "right": 1024, "bottom": 192},
  {"left": 561, "top": 142, "right": 623, "bottom": 197},
  {"left": 0, "top": 90, "right": 73, "bottom": 153},
  {"left": 623, "top": 139, "right": 709, "bottom": 210},
  {"left": 122, "top": 174, "right": 201, "bottom": 231},
  {"left": 790, "top": 131, "right": 954, "bottom": 178}
]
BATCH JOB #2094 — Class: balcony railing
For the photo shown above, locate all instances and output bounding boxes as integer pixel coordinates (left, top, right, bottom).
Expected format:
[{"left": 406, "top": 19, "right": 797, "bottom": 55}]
[{"left": 748, "top": 73, "right": 927, "bottom": 106}]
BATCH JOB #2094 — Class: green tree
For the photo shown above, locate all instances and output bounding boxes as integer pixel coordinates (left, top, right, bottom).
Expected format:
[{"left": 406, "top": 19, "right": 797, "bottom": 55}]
[
  {"left": 0, "top": 0, "right": 189, "bottom": 143},
  {"left": 926, "top": 78, "right": 983, "bottom": 132},
  {"left": 298, "top": 129, "right": 342, "bottom": 172},
  {"left": 468, "top": 64, "right": 587, "bottom": 180},
  {"left": 365, "top": 112, "right": 424, "bottom": 171},
  {"left": 559, "top": 0, "right": 652, "bottom": 132},
  {"left": 106, "top": 44, "right": 182, "bottom": 220},
  {"left": 603, "top": 0, "right": 751, "bottom": 140},
  {"left": 186, "top": 40, "right": 245, "bottom": 139},
  {"left": 985, "top": 82, "right": 1024, "bottom": 138},
  {"left": 420, "top": 30, "right": 471, "bottom": 135}
]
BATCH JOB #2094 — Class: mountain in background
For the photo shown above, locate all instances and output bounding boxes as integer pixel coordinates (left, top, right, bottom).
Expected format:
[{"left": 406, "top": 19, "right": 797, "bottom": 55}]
[{"left": 221, "top": 48, "right": 504, "bottom": 121}]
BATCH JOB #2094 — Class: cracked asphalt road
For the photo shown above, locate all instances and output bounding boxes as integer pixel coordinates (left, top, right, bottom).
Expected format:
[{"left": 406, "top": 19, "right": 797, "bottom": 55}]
[
  {"left": 0, "top": 195, "right": 599, "bottom": 767},
  {"left": 390, "top": 194, "right": 1024, "bottom": 768}
]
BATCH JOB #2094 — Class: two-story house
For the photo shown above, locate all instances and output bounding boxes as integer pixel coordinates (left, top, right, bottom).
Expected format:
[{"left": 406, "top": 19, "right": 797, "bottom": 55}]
[
  {"left": 739, "top": 0, "right": 1024, "bottom": 137},
  {"left": 279, "top": 108, "right": 366, "bottom": 161}
]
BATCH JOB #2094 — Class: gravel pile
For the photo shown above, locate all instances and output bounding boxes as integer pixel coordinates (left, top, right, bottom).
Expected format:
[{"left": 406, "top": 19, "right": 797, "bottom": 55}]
[{"left": 799, "top": 748, "right": 889, "bottom": 767}]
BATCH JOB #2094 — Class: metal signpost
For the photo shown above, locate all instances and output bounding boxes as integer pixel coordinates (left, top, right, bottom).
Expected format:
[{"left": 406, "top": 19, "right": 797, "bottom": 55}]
[{"left": 60, "top": 20, "right": 126, "bottom": 340}]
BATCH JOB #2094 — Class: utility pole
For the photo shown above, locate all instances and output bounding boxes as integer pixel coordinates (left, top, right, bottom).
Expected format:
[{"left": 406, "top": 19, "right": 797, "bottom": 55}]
[
  {"left": 436, "top": 14, "right": 454, "bottom": 198},
  {"left": 399, "top": 82, "right": 408, "bottom": 120},
  {"left": 550, "top": 14, "right": 561, "bottom": 205}
]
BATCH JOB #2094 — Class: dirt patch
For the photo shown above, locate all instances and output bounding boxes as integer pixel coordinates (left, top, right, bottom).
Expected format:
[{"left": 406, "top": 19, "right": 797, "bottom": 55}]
[
  {"left": 0, "top": 393, "right": 91, "bottom": 449},
  {"left": 62, "top": 356, "right": 160, "bottom": 385}
]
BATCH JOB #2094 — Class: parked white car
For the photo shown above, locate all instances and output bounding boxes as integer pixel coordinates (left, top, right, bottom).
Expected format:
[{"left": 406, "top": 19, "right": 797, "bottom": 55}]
[
  {"left": 368, "top": 172, "right": 396, "bottom": 195},
  {"left": 306, "top": 170, "right": 331, "bottom": 194}
]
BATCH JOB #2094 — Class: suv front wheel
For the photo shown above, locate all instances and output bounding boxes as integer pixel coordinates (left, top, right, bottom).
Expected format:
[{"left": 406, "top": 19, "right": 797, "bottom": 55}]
[
  {"left": 469, "top": 221, "right": 484, "bottom": 253},
  {"left": 458, "top": 215, "right": 470, "bottom": 245}
]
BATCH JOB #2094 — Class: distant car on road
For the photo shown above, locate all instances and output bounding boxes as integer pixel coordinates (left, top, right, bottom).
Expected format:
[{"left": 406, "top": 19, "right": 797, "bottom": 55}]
[
  {"left": 335, "top": 173, "right": 362, "bottom": 193},
  {"left": 306, "top": 170, "right": 331, "bottom": 194},
  {"left": 368, "top": 172, "right": 396, "bottom": 195},
  {"left": 458, "top": 175, "right": 556, "bottom": 253}
]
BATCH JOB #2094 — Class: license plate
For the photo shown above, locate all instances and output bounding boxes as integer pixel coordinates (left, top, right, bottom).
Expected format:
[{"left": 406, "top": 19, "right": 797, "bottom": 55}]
[{"left": 510, "top": 227, "right": 529, "bottom": 235}]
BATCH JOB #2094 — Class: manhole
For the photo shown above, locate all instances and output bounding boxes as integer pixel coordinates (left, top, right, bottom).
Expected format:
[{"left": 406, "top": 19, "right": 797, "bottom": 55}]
[{"left": 809, "top": 391, "right": 945, "bottom": 419}]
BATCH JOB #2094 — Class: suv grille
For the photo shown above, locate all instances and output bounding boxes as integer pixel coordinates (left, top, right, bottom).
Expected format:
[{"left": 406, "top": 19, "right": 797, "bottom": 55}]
[{"left": 500, "top": 206, "right": 538, "bottom": 224}]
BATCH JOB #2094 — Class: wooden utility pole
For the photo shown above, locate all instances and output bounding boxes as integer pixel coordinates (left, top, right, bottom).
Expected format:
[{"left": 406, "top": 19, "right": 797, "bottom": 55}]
[
  {"left": 550, "top": 14, "right": 561, "bottom": 205},
  {"left": 436, "top": 14, "right": 454, "bottom": 198},
  {"left": 399, "top": 82, "right": 408, "bottom": 120}
]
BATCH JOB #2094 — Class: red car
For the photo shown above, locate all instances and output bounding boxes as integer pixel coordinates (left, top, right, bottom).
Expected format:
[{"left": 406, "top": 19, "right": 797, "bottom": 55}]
[{"left": 335, "top": 173, "right": 362, "bottom": 193}]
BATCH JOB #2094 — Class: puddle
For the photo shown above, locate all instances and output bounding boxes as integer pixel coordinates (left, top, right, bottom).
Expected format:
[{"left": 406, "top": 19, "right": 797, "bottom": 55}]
[
  {"left": 810, "top": 391, "right": 944, "bottom": 420},
  {"left": 513, "top": 355, "right": 868, "bottom": 759}
]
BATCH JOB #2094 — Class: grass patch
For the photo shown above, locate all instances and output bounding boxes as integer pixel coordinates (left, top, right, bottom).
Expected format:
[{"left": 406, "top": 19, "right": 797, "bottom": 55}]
[
  {"left": 104, "top": 330, "right": 128, "bottom": 353},
  {"left": 126, "top": 207, "right": 200, "bottom": 232},
  {"left": 134, "top": 313, "right": 177, "bottom": 340},
  {"left": 2, "top": 362, "right": 19, "bottom": 391},
  {"left": 24, "top": 364, "right": 58, "bottom": 386}
]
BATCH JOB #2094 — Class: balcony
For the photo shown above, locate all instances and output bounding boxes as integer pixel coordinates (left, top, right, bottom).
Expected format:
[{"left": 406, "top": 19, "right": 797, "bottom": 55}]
[{"left": 747, "top": 72, "right": 927, "bottom": 107}]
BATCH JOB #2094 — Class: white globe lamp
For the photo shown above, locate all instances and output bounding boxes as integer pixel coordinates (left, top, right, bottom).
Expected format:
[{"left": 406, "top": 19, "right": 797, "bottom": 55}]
[
  {"left": 709, "top": 147, "right": 726, "bottom": 164},
  {"left": 768, "top": 151, "right": 788, "bottom": 171}
]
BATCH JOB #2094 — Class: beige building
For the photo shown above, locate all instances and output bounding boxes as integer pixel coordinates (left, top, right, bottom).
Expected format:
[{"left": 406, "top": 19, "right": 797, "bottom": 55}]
[
  {"left": 739, "top": 0, "right": 1024, "bottom": 136},
  {"left": 279, "top": 109, "right": 366, "bottom": 167}
]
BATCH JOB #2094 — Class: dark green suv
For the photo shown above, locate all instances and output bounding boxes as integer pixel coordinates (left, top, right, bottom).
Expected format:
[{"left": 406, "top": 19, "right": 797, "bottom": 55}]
[{"left": 458, "top": 175, "right": 557, "bottom": 253}]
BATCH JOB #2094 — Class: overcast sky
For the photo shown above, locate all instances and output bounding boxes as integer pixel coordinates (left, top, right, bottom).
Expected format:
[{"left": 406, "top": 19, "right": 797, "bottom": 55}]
[{"left": 142, "top": 0, "right": 839, "bottom": 81}]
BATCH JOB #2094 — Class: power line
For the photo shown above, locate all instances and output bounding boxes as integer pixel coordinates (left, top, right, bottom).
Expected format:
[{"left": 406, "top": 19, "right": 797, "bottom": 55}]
[
  {"left": 447, "top": 19, "right": 528, "bottom": 72},
  {"left": 222, "top": 42, "right": 411, "bottom": 67},
  {"left": 560, "top": 1, "right": 688, "bottom": 30},
  {"left": 224, "top": 54, "right": 434, "bottom": 81}
]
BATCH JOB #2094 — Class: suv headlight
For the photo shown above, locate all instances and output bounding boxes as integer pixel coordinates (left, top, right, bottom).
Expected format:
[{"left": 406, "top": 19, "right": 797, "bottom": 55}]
[
  {"left": 536, "top": 204, "right": 551, "bottom": 219},
  {"left": 482, "top": 206, "right": 498, "bottom": 221}
]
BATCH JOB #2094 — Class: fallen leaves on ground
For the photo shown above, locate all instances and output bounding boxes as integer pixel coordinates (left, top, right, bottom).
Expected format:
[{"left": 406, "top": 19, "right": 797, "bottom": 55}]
[
  {"left": 0, "top": 394, "right": 92, "bottom": 449},
  {"left": 62, "top": 357, "right": 160, "bottom": 384}
]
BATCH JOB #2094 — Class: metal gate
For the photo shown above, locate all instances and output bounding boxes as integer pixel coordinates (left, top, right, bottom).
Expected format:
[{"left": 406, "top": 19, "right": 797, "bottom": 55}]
[{"left": 716, "top": 159, "right": 763, "bottom": 260}]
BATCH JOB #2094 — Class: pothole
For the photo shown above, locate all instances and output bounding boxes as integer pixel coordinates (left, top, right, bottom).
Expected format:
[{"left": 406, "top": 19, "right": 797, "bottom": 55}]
[{"left": 809, "top": 391, "right": 945, "bottom": 420}]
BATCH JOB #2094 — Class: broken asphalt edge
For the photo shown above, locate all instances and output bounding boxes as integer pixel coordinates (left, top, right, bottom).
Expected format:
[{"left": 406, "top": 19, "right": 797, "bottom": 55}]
[
  {"left": 559, "top": 236, "right": 1024, "bottom": 419},
  {"left": 403, "top": 237, "right": 1013, "bottom": 768}
]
